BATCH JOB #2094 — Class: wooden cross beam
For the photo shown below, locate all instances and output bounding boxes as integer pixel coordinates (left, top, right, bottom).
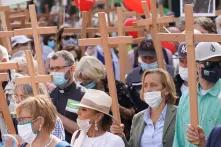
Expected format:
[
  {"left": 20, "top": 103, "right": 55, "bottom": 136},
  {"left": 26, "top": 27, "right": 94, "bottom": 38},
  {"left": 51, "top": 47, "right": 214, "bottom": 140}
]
[
  {"left": 0, "top": 6, "right": 13, "bottom": 53},
  {"left": 63, "top": 10, "right": 145, "bottom": 38},
  {"left": 15, "top": 50, "right": 52, "bottom": 96},
  {"left": 116, "top": 7, "right": 130, "bottom": 81},
  {"left": 79, "top": 12, "right": 134, "bottom": 123},
  {"left": 0, "top": 62, "right": 19, "bottom": 134},
  {"left": 0, "top": 31, "right": 14, "bottom": 54},
  {"left": 136, "top": 0, "right": 176, "bottom": 69},
  {"left": 13, "top": 4, "right": 57, "bottom": 74},
  {"left": 0, "top": 73, "right": 15, "bottom": 134}
]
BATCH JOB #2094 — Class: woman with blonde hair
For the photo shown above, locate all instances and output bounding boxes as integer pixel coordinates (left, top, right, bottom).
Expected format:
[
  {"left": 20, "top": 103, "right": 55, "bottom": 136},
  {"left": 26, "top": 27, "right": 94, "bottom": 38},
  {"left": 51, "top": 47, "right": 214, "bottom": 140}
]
[
  {"left": 111, "top": 68, "right": 177, "bottom": 147},
  {"left": 16, "top": 95, "right": 70, "bottom": 147}
]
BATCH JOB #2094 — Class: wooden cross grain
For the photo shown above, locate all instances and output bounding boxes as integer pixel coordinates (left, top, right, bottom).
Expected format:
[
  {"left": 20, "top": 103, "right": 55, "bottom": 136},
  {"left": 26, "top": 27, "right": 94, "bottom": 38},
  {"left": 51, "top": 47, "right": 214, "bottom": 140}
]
[
  {"left": 78, "top": 13, "right": 134, "bottom": 123},
  {"left": 0, "top": 62, "right": 19, "bottom": 134},
  {"left": 13, "top": 4, "right": 57, "bottom": 74},
  {"left": 15, "top": 50, "right": 52, "bottom": 96},
  {"left": 0, "top": 73, "right": 15, "bottom": 134},
  {"left": 136, "top": 0, "right": 176, "bottom": 69},
  {"left": 0, "top": 6, "right": 13, "bottom": 53}
]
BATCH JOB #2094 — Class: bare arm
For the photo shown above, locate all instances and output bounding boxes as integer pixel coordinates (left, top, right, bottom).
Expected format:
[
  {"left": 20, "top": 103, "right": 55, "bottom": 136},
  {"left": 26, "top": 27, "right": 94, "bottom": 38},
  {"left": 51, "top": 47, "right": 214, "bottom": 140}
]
[{"left": 58, "top": 113, "right": 79, "bottom": 134}]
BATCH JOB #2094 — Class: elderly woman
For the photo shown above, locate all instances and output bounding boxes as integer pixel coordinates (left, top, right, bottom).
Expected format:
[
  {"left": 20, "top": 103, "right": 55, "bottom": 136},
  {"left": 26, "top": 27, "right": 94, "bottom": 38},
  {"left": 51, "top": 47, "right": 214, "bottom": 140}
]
[
  {"left": 74, "top": 56, "right": 135, "bottom": 139},
  {"left": 111, "top": 68, "right": 177, "bottom": 147},
  {"left": 71, "top": 89, "right": 125, "bottom": 147},
  {"left": 16, "top": 95, "right": 70, "bottom": 147},
  {"left": 14, "top": 83, "right": 65, "bottom": 141}
]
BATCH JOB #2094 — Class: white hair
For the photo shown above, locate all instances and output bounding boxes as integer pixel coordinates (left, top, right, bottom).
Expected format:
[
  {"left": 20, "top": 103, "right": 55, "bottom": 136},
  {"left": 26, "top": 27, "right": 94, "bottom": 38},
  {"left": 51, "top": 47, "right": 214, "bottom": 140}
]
[{"left": 74, "top": 56, "right": 106, "bottom": 82}]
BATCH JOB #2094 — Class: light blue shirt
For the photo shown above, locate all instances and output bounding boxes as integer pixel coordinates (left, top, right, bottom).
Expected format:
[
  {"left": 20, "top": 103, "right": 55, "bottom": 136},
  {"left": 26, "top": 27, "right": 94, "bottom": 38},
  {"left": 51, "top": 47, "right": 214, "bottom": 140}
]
[{"left": 141, "top": 105, "right": 167, "bottom": 147}]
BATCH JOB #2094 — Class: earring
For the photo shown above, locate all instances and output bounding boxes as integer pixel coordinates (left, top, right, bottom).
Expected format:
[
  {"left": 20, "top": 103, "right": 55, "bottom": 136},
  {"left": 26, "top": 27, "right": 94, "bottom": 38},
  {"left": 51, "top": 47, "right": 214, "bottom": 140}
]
[{"left": 94, "top": 122, "right": 98, "bottom": 131}]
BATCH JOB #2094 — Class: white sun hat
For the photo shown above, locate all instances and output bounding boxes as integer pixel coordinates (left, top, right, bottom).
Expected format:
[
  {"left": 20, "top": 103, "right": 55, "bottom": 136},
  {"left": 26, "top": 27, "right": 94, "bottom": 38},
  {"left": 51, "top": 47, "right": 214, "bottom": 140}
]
[
  {"left": 74, "top": 89, "right": 112, "bottom": 117},
  {"left": 195, "top": 42, "right": 221, "bottom": 61}
]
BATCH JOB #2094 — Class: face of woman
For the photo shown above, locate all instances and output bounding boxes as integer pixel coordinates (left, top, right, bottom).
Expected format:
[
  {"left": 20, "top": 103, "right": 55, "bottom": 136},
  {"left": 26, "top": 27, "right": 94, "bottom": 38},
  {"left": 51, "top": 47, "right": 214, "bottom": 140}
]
[
  {"left": 14, "top": 87, "right": 24, "bottom": 104},
  {"left": 77, "top": 107, "right": 100, "bottom": 121},
  {"left": 16, "top": 108, "right": 40, "bottom": 133},
  {"left": 143, "top": 73, "right": 163, "bottom": 93}
]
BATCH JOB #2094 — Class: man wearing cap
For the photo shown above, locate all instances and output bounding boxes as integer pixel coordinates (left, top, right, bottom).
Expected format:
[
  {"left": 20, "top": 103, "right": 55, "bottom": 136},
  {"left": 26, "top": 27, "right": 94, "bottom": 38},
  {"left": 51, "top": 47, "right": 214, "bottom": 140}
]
[
  {"left": 49, "top": 50, "right": 85, "bottom": 142},
  {"left": 174, "top": 43, "right": 189, "bottom": 102},
  {"left": 173, "top": 42, "right": 221, "bottom": 147},
  {"left": 126, "top": 39, "right": 174, "bottom": 112}
]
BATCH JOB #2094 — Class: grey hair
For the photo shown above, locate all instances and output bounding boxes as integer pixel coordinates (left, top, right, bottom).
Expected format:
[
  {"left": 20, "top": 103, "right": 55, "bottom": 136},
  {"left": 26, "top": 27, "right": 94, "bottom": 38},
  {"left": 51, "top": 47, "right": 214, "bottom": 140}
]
[
  {"left": 74, "top": 56, "right": 106, "bottom": 82},
  {"left": 15, "top": 74, "right": 49, "bottom": 98},
  {"left": 51, "top": 50, "right": 75, "bottom": 66}
]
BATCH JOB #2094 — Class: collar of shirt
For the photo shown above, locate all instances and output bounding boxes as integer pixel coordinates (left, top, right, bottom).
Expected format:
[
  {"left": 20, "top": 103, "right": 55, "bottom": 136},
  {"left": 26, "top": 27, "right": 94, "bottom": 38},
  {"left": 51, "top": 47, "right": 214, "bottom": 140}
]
[
  {"left": 197, "top": 79, "right": 221, "bottom": 97},
  {"left": 143, "top": 104, "right": 168, "bottom": 125}
]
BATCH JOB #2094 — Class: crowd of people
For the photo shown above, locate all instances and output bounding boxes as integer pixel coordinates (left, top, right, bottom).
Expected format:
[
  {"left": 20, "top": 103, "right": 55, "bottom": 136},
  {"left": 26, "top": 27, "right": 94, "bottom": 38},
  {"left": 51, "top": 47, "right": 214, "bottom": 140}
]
[{"left": 0, "top": 0, "right": 221, "bottom": 147}]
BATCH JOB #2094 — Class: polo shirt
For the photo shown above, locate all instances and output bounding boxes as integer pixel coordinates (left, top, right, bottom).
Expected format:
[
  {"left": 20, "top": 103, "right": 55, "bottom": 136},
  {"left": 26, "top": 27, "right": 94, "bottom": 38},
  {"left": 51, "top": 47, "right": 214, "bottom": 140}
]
[{"left": 173, "top": 79, "right": 221, "bottom": 147}]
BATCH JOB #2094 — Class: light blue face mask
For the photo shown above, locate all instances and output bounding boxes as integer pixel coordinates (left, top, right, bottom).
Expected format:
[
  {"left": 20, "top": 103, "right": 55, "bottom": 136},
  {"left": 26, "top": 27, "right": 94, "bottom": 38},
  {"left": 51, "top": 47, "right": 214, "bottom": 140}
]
[
  {"left": 47, "top": 40, "right": 56, "bottom": 49},
  {"left": 141, "top": 61, "right": 158, "bottom": 71},
  {"left": 82, "top": 81, "right": 96, "bottom": 89},
  {"left": 51, "top": 72, "right": 68, "bottom": 88}
]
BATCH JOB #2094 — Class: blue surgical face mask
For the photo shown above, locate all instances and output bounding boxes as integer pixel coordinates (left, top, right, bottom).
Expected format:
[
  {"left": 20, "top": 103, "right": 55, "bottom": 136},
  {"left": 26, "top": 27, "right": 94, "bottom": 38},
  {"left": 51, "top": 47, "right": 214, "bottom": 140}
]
[
  {"left": 141, "top": 61, "right": 158, "bottom": 71},
  {"left": 51, "top": 72, "right": 68, "bottom": 88},
  {"left": 47, "top": 40, "right": 56, "bottom": 49},
  {"left": 81, "top": 81, "right": 96, "bottom": 89}
]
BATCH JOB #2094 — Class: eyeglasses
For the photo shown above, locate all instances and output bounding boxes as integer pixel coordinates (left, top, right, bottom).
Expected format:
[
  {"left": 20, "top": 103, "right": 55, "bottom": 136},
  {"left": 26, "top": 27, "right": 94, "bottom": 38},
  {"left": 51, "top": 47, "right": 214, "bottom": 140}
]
[
  {"left": 16, "top": 116, "right": 33, "bottom": 125},
  {"left": 62, "top": 35, "right": 76, "bottom": 40},
  {"left": 50, "top": 65, "right": 71, "bottom": 71}
]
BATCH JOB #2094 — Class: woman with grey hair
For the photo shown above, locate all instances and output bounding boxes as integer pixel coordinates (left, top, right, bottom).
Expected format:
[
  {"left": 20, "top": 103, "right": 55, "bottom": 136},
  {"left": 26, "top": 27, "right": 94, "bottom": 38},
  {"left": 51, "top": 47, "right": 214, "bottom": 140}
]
[{"left": 74, "top": 56, "right": 135, "bottom": 139}]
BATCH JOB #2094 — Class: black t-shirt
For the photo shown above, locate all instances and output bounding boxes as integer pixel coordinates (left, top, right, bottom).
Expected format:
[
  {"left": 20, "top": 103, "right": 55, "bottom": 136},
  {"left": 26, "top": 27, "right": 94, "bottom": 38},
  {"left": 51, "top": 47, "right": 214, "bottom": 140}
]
[{"left": 50, "top": 82, "right": 85, "bottom": 142}]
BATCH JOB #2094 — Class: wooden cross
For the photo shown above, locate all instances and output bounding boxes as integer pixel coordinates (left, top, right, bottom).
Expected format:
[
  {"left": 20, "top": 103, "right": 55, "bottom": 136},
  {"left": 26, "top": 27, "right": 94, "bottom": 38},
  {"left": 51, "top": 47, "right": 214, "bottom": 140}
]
[
  {"left": 0, "top": 62, "right": 19, "bottom": 134},
  {"left": 136, "top": 0, "right": 176, "bottom": 69},
  {"left": 15, "top": 50, "right": 52, "bottom": 96},
  {"left": 13, "top": 4, "right": 57, "bottom": 74},
  {"left": 156, "top": 4, "right": 213, "bottom": 127},
  {"left": 64, "top": 9, "right": 144, "bottom": 81},
  {"left": 0, "top": 6, "right": 13, "bottom": 53},
  {"left": 0, "top": 73, "right": 15, "bottom": 134},
  {"left": 78, "top": 12, "right": 134, "bottom": 123}
]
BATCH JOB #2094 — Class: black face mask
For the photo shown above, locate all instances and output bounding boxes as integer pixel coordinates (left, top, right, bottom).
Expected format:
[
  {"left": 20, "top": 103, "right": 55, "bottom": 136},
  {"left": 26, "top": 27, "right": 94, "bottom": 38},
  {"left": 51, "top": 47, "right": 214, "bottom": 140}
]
[{"left": 201, "top": 61, "right": 221, "bottom": 83}]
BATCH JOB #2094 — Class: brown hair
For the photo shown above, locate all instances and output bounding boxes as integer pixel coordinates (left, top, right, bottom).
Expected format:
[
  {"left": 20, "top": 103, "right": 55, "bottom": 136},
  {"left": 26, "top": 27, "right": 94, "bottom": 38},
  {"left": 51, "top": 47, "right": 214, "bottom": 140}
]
[
  {"left": 16, "top": 95, "right": 57, "bottom": 133},
  {"left": 140, "top": 68, "right": 177, "bottom": 104}
]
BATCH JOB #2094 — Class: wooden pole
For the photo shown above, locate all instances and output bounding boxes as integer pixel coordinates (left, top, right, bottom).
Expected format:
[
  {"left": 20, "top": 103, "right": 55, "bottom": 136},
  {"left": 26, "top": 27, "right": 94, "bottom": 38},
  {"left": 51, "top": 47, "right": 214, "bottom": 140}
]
[
  {"left": 185, "top": 4, "right": 199, "bottom": 127},
  {"left": 15, "top": 50, "right": 52, "bottom": 96}
]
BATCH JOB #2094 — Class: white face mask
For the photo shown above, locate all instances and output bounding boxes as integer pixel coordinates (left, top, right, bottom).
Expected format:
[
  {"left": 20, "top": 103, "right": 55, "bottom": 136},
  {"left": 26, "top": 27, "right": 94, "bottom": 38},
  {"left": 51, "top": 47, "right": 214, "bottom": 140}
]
[
  {"left": 144, "top": 91, "right": 162, "bottom": 108},
  {"left": 77, "top": 118, "right": 92, "bottom": 133},
  {"left": 17, "top": 122, "right": 37, "bottom": 144},
  {"left": 179, "top": 66, "right": 188, "bottom": 82}
]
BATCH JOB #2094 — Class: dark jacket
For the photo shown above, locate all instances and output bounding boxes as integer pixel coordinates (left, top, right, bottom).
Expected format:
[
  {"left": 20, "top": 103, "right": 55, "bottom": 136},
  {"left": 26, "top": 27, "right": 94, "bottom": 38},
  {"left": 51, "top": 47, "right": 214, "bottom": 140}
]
[{"left": 206, "top": 125, "right": 221, "bottom": 147}]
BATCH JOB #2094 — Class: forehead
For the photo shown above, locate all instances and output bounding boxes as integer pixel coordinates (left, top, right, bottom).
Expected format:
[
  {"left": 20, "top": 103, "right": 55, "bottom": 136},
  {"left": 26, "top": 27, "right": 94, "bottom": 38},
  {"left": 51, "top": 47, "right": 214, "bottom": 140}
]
[
  {"left": 144, "top": 73, "right": 162, "bottom": 83},
  {"left": 17, "top": 107, "right": 31, "bottom": 117},
  {"left": 50, "top": 56, "right": 66, "bottom": 65}
]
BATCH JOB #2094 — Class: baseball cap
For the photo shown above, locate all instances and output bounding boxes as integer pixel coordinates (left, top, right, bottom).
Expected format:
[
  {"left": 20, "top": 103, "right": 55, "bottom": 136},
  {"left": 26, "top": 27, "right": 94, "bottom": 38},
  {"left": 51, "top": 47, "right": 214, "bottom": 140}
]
[
  {"left": 138, "top": 39, "right": 156, "bottom": 57},
  {"left": 195, "top": 42, "right": 221, "bottom": 61},
  {"left": 177, "top": 42, "right": 187, "bottom": 58},
  {"left": 11, "top": 35, "right": 32, "bottom": 48}
]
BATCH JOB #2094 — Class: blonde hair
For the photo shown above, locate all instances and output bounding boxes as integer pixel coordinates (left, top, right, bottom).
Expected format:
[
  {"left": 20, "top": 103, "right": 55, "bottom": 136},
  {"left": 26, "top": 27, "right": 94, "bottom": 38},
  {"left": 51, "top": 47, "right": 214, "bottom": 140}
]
[
  {"left": 140, "top": 68, "right": 177, "bottom": 104},
  {"left": 74, "top": 56, "right": 106, "bottom": 82},
  {"left": 16, "top": 95, "right": 57, "bottom": 133}
]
